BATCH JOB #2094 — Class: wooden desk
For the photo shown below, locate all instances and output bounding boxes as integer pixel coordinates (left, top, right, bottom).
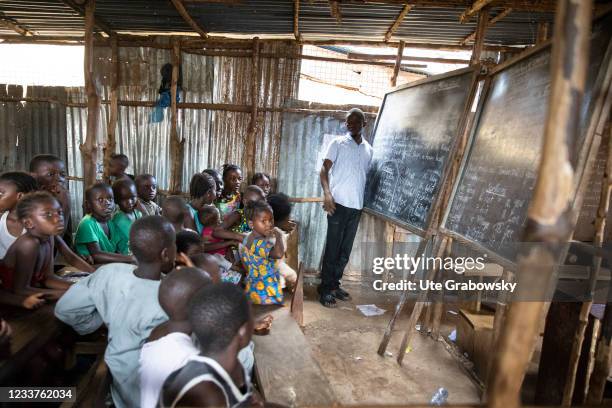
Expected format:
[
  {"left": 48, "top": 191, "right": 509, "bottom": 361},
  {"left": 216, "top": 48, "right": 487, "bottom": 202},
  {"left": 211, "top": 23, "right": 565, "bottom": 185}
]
[{"left": 0, "top": 304, "right": 64, "bottom": 383}]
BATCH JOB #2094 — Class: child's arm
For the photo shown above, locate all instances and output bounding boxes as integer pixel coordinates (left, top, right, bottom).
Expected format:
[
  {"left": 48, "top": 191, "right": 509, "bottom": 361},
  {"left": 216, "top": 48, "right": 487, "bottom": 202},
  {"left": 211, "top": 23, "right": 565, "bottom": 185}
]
[
  {"left": 212, "top": 212, "right": 246, "bottom": 241},
  {"left": 202, "top": 240, "right": 240, "bottom": 252},
  {"left": 86, "top": 242, "right": 135, "bottom": 264},
  {"left": 0, "top": 289, "right": 46, "bottom": 309},
  {"left": 269, "top": 229, "right": 285, "bottom": 259},
  {"left": 54, "top": 274, "right": 104, "bottom": 335},
  {"left": 55, "top": 236, "right": 95, "bottom": 272},
  {"left": 11, "top": 238, "right": 65, "bottom": 299}
]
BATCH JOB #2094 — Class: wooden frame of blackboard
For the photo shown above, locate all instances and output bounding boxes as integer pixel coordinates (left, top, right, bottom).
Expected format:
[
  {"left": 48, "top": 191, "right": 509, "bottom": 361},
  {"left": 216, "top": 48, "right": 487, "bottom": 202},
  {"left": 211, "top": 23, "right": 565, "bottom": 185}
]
[
  {"left": 439, "top": 30, "right": 612, "bottom": 273},
  {"left": 363, "top": 65, "right": 482, "bottom": 238}
]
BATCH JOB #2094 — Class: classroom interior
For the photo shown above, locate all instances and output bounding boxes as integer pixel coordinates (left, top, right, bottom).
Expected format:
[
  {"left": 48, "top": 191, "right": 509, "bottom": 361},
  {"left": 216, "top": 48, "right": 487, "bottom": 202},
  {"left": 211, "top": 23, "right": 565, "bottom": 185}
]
[{"left": 1, "top": 0, "right": 612, "bottom": 407}]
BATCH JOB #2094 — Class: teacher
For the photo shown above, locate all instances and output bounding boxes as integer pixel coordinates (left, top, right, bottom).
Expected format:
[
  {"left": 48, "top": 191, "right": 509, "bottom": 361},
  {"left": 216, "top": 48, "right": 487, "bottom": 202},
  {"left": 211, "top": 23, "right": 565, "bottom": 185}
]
[{"left": 318, "top": 108, "right": 373, "bottom": 308}]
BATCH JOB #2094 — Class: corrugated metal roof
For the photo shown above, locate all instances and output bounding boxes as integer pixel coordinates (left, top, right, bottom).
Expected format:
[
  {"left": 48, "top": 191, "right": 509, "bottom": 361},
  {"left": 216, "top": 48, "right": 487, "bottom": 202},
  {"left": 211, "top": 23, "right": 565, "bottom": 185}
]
[{"left": 0, "top": 0, "right": 570, "bottom": 46}]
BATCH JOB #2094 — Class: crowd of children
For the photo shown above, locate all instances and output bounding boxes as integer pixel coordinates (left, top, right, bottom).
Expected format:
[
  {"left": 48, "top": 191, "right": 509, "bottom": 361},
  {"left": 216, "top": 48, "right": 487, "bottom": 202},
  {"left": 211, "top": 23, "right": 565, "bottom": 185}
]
[{"left": 0, "top": 153, "right": 298, "bottom": 407}]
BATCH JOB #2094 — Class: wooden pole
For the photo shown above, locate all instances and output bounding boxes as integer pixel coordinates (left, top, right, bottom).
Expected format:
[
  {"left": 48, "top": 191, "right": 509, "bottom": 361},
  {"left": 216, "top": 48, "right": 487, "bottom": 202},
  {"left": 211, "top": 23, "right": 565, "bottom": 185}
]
[
  {"left": 383, "top": 4, "right": 412, "bottom": 42},
  {"left": 486, "top": 269, "right": 515, "bottom": 386},
  {"left": 537, "top": 22, "right": 551, "bottom": 44},
  {"left": 487, "top": 1, "right": 593, "bottom": 408},
  {"left": 390, "top": 40, "right": 405, "bottom": 88},
  {"left": 329, "top": 1, "right": 342, "bottom": 24},
  {"left": 460, "top": 8, "right": 512, "bottom": 45},
  {"left": 347, "top": 52, "right": 469, "bottom": 65},
  {"left": 103, "top": 34, "right": 119, "bottom": 183},
  {"left": 470, "top": 7, "right": 489, "bottom": 65},
  {"left": 0, "top": 18, "right": 34, "bottom": 36},
  {"left": 293, "top": 0, "right": 301, "bottom": 41},
  {"left": 170, "top": 0, "right": 208, "bottom": 38},
  {"left": 459, "top": 0, "right": 495, "bottom": 23},
  {"left": 430, "top": 237, "right": 453, "bottom": 340},
  {"left": 81, "top": 0, "right": 100, "bottom": 189},
  {"left": 169, "top": 39, "right": 184, "bottom": 193},
  {"left": 563, "top": 124, "right": 612, "bottom": 405},
  {"left": 245, "top": 37, "right": 260, "bottom": 182},
  {"left": 61, "top": 0, "right": 113, "bottom": 36}
]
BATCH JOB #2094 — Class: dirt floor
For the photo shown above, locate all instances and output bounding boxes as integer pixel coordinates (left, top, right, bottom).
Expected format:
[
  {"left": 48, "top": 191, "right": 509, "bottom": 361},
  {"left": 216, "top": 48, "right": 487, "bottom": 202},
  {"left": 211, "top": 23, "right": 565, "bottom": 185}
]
[{"left": 300, "top": 281, "right": 482, "bottom": 406}]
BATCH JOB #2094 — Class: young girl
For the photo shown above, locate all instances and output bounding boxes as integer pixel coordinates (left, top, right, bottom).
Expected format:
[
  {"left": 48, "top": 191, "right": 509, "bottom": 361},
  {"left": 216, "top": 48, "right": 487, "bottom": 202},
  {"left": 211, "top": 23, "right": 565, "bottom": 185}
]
[
  {"left": 184, "top": 173, "right": 217, "bottom": 234},
  {"left": 112, "top": 179, "right": 143, "bottom": 254},
  {"left": 215, "top": 185, "right": 265, "bottom": 243},
  {"left": 215, "top": 164, "right": 242, "bottom": 217},
  {"left": 202, "top": 168, "right": 224, "bottom": 200},
  {"left": 251, "top": 172, "right": 271, "bottom": 197},
  {"left": 198, "top": 205, "right": 239, "bottom": 256},
  {"left": 0, "top": 192, "right": 73, "bottom": 300},
  {"left": 240, "top": 200, "right": 284, "bottom": 305},
  {"left": 75, "top": 183, "right": 134, "bottom": 264},
  {"left": 0, "top": 172, "right": 39, "bottom": 259}
]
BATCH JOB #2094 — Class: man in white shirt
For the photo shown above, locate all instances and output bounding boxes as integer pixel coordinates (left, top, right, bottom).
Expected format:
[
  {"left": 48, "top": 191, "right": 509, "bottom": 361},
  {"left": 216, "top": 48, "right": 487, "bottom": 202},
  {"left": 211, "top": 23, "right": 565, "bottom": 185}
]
[{"left": 319, "top": 108, "right": 373, "bottom": 307}]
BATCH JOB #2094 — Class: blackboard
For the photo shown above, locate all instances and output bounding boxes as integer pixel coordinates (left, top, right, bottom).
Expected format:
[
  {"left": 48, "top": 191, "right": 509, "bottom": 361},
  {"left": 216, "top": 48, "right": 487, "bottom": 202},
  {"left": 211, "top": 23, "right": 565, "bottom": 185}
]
[
  {"left": 364, "top": 67, "right": 478, "bottom": 234},
  {"left": 443, "top": 14, "right": 612, "bottom": 263}
]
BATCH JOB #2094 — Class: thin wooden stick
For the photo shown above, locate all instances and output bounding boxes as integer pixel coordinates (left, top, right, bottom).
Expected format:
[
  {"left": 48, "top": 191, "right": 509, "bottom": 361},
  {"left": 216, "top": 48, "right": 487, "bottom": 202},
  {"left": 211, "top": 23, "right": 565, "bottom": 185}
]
[
  {"left": 383, "top": 4, "right": 412, "bottom": 42},
  {"left": 460, "top": 8, "right": 512, "bottom": 45},
  {"left": 80, "top": 0, "right": 100, "bottom": 189},
  {"left": 170, "top": 0, "right": 208, "bottom": 38},
  {"left": 487, "top": 2, "right": 593, "bottom": 407},
  {"left": 293, "top": 0, "right": 301, "bottom": 41},
  {"left": 329, "top": 1, "right": 342, "bottom": 24},
  {"left": 61, "top": 0, "right": 113, "bottom": 36},
  {"left": 486, "top": 269, "right": 515, "bottom": 387},
  {"left": 390, "top": 40, "right": 405, "bottom": 87},
  {"left": 169, "top": 39, "right": 184, "bottom": 193},
  {"left": 245, "top": 37, "right": 260, "bottom": 181},
  {"left": 430, "top": 237, "right": 452, "bottom": 340},
  {"left": 536, "top": 22, "right": 551, "bottom": 44},
  {"left": 0, "top": 17, "right": 34, "bottom": 36},
  {"left": 459, "top": 0, "right": 495, "bottom": 23},
  {"left": 347, "top": 52, "right": 469, "bottom": 64},
  {"left": 470, "top": 7, "right": 490, "bottom": 65},
  {"left": 103, "top": 34, "right": 118, "bottom": 183}
]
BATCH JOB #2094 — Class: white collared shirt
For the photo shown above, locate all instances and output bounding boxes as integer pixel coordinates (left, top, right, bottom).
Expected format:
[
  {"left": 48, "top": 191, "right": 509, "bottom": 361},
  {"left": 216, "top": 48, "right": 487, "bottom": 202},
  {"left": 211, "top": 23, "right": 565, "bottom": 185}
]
[{"left": 324, "top": 134, "right": 373, "bottom": 210}]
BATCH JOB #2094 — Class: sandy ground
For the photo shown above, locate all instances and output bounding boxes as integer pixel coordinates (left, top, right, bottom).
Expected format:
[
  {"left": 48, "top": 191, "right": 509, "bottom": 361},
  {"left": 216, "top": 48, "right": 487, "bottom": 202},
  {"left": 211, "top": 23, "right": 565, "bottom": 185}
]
[{"left": 301, "top": 282, "right": 482, "bottom": 405}]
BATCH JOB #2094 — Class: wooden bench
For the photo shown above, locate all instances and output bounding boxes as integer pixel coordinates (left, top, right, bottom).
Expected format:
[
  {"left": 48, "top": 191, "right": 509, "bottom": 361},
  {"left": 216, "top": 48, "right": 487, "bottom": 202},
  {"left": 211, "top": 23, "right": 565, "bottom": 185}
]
[
  {"left": 60, "top": 354, "right": 110, "bottom": 408},
  {"left": 252, "top": 306, "right": 335, "bottom": 406}
]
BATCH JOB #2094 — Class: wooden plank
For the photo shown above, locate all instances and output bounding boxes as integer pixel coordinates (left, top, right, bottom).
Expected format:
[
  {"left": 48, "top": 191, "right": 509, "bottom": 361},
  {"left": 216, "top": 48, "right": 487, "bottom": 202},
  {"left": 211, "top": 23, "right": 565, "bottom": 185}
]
[
  {"left": 169, "top": 0, "right": 208, "bottom": 38},
  {"left": 460, "top": 8, "right": 512, "bottom": 45},
  {"left": 459, "top": 0, "right": 495, "bottom": 23},
  {"left": 470, "top": 7, "right": 489, "bottom": 65},
  {"left": 61, "top": 0, "right": 112, "bottom": 36},
  {"left": 290, "top": 262, "right": 304, "bottom": 327},
  {"left": 347, "top": 52, "right": 469, "bottom": 64},
  {"left": 293, "top": 0, "right": 301, "bottom": 41},
  {"left": 169, "top": 39, "right": 184, "bottom": 193},
  {"left": 383, "top": 4, "right": 412, "bottom": 42},
  {"left": 252, "top": 307, "right": 335, "bottom": 406},
  {"left": 390, "top": 40, "right": 405, "bottom": 87}
]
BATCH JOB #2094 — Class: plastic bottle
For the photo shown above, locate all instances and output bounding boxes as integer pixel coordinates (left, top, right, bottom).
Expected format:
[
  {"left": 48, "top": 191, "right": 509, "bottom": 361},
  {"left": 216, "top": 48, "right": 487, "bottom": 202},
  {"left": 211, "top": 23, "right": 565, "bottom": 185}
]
[{"left": 430, "top": 387, "right": 448, "bottom": 406}]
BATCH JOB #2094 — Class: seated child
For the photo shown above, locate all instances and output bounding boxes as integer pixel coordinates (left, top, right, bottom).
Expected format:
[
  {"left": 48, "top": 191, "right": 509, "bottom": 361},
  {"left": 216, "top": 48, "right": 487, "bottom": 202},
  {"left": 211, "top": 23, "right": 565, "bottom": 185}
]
[
  {"left": 267, "top": 193, "right": 297, "bottom": 289},
  {"left": 159, "top": 283, "right": 255, "bottom": 407},
  {"left": 55, "top": 216, "right": 176, "bottom": 408},
  {"left": 215, "top": 185, "right": 265, "bottom": 242},
  {"left": 202, "top": 168, "right": 223, "bottom": 200},
  {"left": 112, "top": 178, "right": 143, "bottom": 254},
  {"left": 161, "top": 195, "right": 190, "bottom": 233},
  {"left": 215, "top": 164, "right": 243, "bottom": 217},
  {"left": 29, "top": 154, "right": 72, "bottom": 245},
  {"left": 184, "top": 173, "right": 217, "bottom": 234},
  {"left": 198, "top": 205, "right": 239, "bottom": 256},
  {"left": 108, "top": 153, "right": 134, "bottom": 182},
  {"left": 0, "top": 192, "right": 73, "bottom": 300},
  {"left": 0, "top": 172, "right": 39, "bottom": 259},
  {"left": 135, "top": 174, "right": 161, "bottom": 216},
  {"left": 240, "top": 200, "right": 284, "bottom": 305},
  {"left": 176, "top": 230, "right": 205, "bottom": 261},
  {"left": 251, "top": 172, "right": 271, "bottom": 197},
  {"left": 74, "top": 183, "right": 134, "bottom": 264},
  {"left": 189, "top": 253, "right": 221, "bottom": 283}
]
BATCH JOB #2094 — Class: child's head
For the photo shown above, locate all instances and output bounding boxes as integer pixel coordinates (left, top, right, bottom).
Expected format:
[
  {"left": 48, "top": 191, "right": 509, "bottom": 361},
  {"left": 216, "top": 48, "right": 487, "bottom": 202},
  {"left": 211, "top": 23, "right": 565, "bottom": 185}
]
[
  {"left": 251, "top": 173, "right": 271, "bottom": 197},
  {"left": 162, "top": 195, "right": 187, "bottom": 225},
  {"left": 135, "top": 174, "right": 158, "bottom": 203},
  {"left": 16, "top": 191, "right": 64, "bottom": 237},
  {"left": 242, "top": 185, "right": 265, "bottom": 209},
  {"left": 112, "top": 178, "right": 138, "bottom": 214},
  {"left": 190, "top": 253, "right": 221, "bottom": 284},
  {"left": 246, "top": 200, "right": 274, "bottom": 237},
  {"left": 85, "top": 182, "right": 115, "bottom": 221},
  {"left": 345, "top": 108, "right": 366, "bottom": 137},
  {"left": 189, "top": 173, "right": 217, "bottom": 211},
  {"left": 176, "top": 230, "right": 204, "bottom": 259},
  {"left": 158, "top": 266, "right": 212, "bottom": 321},
  {"left": 130, "top": 215, "right": 176, "bottom": 272},
  {"left": 0, "top": 172, "right": 38, "bottom": 212},
  {"left": 109, "top": 153, "right": 129, "bottom": 177},
  {"left": 267, "top": 192, "right": 292, "bottom": 224},
  {"left": 198, "top": 205, "right": 221, "bottom": 228},
  {"left": 29, "top": 154, "right": 67, "bottom": 190},
  {"left": 189, "top": 283, "right": 253, "bottom": 354},
  {"left": 222, "top": 164, "right": 242, "bottom": 195},
  {"left": 202, "top": 169, "right": 223, "bottom": 199}
]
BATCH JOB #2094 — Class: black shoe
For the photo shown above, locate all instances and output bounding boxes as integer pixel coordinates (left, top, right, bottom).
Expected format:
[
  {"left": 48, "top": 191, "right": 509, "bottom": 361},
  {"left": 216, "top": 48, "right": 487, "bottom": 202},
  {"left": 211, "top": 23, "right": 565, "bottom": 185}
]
[
  {"left": 319, "top": 293, "right": 337, "bottom": 308},
  {"left": 332, "top": 288, "right": 351, "bottom": 301}
]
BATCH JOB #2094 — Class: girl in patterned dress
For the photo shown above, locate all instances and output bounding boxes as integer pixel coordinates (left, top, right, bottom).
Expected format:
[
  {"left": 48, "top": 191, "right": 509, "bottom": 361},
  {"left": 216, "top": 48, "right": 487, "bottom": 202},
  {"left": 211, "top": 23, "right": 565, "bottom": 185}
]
[
  {"left": 215, "top": 164, "right": 242, "bottom": 218},
  {"left": 239, "top": 200, "right": 284, "bottom": 305}
]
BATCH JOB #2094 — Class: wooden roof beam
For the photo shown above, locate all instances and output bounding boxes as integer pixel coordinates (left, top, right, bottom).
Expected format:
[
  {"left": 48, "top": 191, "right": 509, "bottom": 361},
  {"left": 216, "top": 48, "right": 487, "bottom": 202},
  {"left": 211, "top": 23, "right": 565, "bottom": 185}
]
[
  {"left": 61, "top": 0, "right": 112, "bottom": 36},
  {"left": 460, "top": 0, "right": 495, "bottom": 23},
  {"left": 460, "top": 7, "right": 512, "bottom": 45},
  {"left": 329, "top": 1, "right": 342, "bottom": 24},
  {"left": 294, "top": 0, "right": 301, "bottom": 41},
  {"left": 170, "top": 0, "right": 208, "bottom": 38},
  {"left": 383, "top": 4, "right": 413, "bottom": 42},
  {"left": 0, "top": 17, "right": 34, "bottom": 36}
]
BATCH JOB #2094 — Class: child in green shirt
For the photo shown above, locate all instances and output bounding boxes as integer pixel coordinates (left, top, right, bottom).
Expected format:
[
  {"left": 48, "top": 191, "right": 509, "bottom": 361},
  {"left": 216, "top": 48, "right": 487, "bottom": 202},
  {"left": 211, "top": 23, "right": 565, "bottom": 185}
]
[
  {"left": 75, "top": 183, "right": 134, "bottom": 264},
  {"left": 112, "top": 179, "right": 143, "bottom": 254}
]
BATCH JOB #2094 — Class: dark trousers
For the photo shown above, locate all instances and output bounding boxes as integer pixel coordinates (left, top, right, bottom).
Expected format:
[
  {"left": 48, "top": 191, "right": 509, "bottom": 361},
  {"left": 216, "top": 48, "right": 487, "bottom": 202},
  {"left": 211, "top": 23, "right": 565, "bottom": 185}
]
[{"left": 318, "top": 203, "right": 362, "bottom": 295}]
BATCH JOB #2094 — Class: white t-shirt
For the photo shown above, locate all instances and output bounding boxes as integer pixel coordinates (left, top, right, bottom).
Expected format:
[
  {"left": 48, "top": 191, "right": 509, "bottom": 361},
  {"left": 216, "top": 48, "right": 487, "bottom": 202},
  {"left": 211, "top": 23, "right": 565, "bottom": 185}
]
[
  {"left": 139, "top": 332, "right": 255, "bottom": 408},
  {"left": 324, "top": 134, "right": 373, "bottom": 210},
  {"left": 0, "top": 211, "right": 24, "bottom": 259}
]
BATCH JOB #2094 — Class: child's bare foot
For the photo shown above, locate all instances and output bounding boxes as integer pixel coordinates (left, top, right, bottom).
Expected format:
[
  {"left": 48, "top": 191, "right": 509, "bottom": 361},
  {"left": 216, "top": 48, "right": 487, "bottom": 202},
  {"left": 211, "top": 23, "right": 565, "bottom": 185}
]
[{"left": 254, "top": 314, "right": 273, "bottom": 335}]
